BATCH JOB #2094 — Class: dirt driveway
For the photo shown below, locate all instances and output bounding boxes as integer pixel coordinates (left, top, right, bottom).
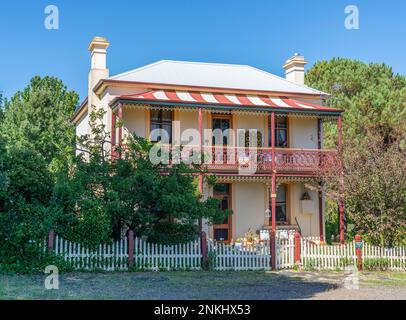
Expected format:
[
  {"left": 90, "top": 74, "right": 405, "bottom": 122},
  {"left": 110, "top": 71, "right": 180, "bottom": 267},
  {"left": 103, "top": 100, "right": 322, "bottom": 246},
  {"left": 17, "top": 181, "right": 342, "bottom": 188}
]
[{"left": 1, "top": 270, "right": 405, "bottom": 300}]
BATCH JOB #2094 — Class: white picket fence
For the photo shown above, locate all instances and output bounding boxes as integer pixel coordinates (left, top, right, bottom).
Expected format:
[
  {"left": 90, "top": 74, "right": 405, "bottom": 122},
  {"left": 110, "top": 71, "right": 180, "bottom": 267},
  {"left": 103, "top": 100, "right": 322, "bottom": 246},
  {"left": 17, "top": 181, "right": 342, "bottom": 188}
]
[
  {"left": 54, "top": 235, "right": 129, "bottom": 271},
  {"left": 208, "top": 240, "right": 271, "bottom": 270},
  {"left": 301, "top": 237, "right": 356, "bottom": 270},
  {"left": 276, "top": 230, "right": 295, "bottom": 269},
  {"left": 133, "top": 237, "right": 202, "bottom": 270},
  {"left": 363, "top": 242, "right": 406, "bottom": 271},
  {"left": 52, "top": 234, "right": 406, "bottom": 272},
  {"left": 301, "top": 238, "right": 406, "bottom": 271}
]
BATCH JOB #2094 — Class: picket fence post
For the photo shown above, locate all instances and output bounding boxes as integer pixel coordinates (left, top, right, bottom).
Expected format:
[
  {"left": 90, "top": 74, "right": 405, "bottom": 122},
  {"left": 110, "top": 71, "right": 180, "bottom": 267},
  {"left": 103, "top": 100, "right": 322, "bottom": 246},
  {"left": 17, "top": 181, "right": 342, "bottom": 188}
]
[
  {"left": 48, "top": 229, "right": 55, "bottom": 253},
  {"left": 269, "top": 230, "right": 276, "bottom": 270},
  {"left": 294, "top": 230, "right": 301, "bottom": 266},
  {"left": 128, "top": 230, "right": 134, "bottom": 268},
  {"left": 200, "top": 231, "right": 208, "bottom": 270},
  {"left": 355, "top": 234, "right": 363, "bottom": 271}
]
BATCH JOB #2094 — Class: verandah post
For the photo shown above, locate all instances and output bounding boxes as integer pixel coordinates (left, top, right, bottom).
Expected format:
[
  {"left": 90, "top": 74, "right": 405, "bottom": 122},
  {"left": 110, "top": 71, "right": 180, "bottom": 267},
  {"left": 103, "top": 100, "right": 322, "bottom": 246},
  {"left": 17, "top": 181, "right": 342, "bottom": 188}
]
[
  {"left": 200, "top": 231, "right": 208, "bottom": 270},
  {"left": 317, "top": 117, "right": 325, "bottom": 243},
  {"left": 337, "top": 115, "right": 346, "bottom": 243},
  {"left": 128, "top": 230, "right": 134, "bottom": 269},
  {"left": 198, "top": 107, "right": 203, "bottom": 232},
  {"left": 111, "top": 110, "right": 116, "bottom": 159},
  {"left": 270, "top": 111, "right": 277, "bottom": 270},
  {"left": 48, "top": 229, "right": 55, "bottom": 253}
]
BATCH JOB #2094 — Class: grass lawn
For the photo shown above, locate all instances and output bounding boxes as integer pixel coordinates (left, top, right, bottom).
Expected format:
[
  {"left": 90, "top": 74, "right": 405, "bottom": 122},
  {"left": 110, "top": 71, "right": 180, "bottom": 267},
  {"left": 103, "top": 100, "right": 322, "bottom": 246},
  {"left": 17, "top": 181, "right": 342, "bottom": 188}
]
[{"left": 0, "top": 271, "right": 405, "bottom": 300}]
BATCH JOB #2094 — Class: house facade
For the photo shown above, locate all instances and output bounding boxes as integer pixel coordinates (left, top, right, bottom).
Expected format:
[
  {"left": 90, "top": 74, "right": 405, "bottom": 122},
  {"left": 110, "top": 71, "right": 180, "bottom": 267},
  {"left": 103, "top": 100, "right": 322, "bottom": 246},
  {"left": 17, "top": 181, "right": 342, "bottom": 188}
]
[{"left": 74, "top": 37, "right": 345, "bottom": 244}]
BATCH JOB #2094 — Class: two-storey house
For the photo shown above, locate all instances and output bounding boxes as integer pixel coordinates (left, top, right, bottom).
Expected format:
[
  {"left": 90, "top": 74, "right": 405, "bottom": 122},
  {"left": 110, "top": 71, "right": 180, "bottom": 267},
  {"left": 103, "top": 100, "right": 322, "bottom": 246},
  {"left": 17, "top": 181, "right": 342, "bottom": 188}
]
[{"left": 74, "top": 37, "right": 345, "bottom": 244}]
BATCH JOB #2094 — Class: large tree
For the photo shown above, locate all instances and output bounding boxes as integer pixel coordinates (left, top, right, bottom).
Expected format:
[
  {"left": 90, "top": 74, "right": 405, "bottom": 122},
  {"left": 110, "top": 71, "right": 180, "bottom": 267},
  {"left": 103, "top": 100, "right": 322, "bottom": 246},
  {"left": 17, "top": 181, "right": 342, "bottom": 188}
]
[
  {"left": 0, "top": 76, "right": 78, "bottom": 172},
  {"left": 306, "top": 58, "right": 406, "bottom": 146},
  {"left": 306, "top": 58, "right": 406, "bottom": 246}
]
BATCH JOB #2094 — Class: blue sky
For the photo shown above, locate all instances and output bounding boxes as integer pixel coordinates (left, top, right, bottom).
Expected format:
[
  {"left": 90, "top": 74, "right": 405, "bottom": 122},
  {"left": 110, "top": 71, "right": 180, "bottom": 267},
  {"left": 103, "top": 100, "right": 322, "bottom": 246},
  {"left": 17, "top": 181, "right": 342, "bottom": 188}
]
[{"left": 1, "top": 0, "right": 406, "bottom": 102}]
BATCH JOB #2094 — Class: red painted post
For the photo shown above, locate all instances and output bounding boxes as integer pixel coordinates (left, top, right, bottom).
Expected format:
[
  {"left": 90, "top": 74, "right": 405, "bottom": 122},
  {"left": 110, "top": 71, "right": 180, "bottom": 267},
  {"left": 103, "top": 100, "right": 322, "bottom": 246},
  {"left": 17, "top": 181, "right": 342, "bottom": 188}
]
[
  {"left": 337, "top": 115, "right": 346, "bottom": 244},
  {"left": 294, "top": 231, "right": 301, "bottom": 265},
  {"left": 128, "top": 230, "right": 134, "bottom": 269},
  {"left": 317, "top": 118, "right": 325, "bottom": 243},
  {"left": 200, "top": 231, "right": 208, "bottom": 270},
  {"left": 269, "top": 112, "right": 277, "bottom": 270},
  {"left": 355, "top": 235, "right": 363, "bottom": 271},
  {"left": 269, "top": 229, "right": 276, "bottom": 270},
  {"left": 111, "top": 111, "right": 116, "bottom": 158},
  {"left": 270, "top": 112, "right": 275, "bottom": 170},
  {"left": 48, "top": 230, "right": 55, "bottom": 253},
  {"left": 118, "top": 104, "right": 123, "bottom": 156},
  {"left": 198, "top": 108, "right": 203, "bottom": 231}
]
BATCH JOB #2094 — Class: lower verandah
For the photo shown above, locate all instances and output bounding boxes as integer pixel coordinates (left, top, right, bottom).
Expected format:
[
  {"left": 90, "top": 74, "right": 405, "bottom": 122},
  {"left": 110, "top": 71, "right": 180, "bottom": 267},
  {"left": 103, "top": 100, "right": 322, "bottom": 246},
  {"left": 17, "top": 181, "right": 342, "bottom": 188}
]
[{"left": 203, "top": 179, "right": 324, "bottom": 242}]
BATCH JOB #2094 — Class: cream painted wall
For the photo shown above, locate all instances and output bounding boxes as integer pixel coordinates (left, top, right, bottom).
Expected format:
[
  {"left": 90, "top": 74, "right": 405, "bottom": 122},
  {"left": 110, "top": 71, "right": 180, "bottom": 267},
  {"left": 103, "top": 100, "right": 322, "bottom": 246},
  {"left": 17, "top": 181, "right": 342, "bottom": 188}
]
[
  {"left": 289, "top": 117, "right": 318, "bottom": 149},
  {"left": 75, "top": 112, "right": 89, "bottom": 156},
  {"left": 289, "top": 183, "right": 320, "bottom": 237},
  {"left": 178, "top": 111, "right": 200, "bottom": 145},
  {"left": 234, "top": 114, "right": 266, "bottom": 147},
  {"left": 233, "top": 182, "right": 266, "bottom": 239},
  {"left": 122, "top": 108, "right": 147, "bottom": 139}
]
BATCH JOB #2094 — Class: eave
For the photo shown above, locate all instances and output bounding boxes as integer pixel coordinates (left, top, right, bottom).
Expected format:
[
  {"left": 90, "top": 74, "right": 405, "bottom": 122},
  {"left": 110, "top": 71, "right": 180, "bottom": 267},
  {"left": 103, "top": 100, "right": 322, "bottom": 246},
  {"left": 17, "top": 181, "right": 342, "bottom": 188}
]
[{"left": 72, "top": 97, "right": 88, "bottom": 123}]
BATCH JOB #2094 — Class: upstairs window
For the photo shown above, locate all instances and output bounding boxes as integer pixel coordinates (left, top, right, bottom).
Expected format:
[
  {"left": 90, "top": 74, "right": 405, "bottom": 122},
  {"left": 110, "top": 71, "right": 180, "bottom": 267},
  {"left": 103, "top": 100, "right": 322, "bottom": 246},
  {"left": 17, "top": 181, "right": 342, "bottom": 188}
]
[
  {"left": 150, "top": 110, "right": 173, "bottom": 144},
  {"left": 269, "top": 116, "right": 288, "bottom": 148}
]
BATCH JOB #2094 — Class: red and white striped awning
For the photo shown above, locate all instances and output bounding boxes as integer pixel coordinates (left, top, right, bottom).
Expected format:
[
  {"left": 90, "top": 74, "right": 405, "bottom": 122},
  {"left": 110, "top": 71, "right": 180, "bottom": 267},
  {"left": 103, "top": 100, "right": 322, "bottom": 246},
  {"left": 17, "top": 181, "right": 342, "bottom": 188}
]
[{"left": 118, "top": 90, "right": 339, "bottom": 112}]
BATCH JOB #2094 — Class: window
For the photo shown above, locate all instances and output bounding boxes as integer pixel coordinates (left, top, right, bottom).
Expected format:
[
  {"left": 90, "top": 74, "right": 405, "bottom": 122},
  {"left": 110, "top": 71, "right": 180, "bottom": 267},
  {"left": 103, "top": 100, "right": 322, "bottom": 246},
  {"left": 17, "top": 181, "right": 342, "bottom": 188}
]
[
  {"left": 269, "top": 116, "right": 288, "bottom": 148},
  {"left": 269, "top": 185, "right": 288, "bottom": 224},
  {"left": 150, "top": 110, "right": 173, "bottom": 143},
  {"left": 213, "top": 184, "right": 232, "bottom": 242},
  {"left": 212, "top": 117, "right": 231, "bottom": 146}
]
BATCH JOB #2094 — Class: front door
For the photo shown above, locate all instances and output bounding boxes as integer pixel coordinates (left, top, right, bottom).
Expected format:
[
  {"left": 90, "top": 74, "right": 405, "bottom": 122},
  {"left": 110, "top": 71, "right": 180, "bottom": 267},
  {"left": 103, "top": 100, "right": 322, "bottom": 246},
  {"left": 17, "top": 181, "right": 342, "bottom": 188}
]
[{"left": 213, "top": 183, "right": 232, "bottom": 242}]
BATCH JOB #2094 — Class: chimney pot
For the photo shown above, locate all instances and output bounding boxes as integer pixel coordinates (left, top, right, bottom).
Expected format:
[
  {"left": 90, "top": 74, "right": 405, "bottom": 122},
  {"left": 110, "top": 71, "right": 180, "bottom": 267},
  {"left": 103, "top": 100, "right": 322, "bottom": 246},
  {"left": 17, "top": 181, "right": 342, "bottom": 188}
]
[
  {"left": 88, "top": 36, "right": 110, "bottom": 70},
  {"left": 283, "top": 54, "right": 308, "bottom": 85}
]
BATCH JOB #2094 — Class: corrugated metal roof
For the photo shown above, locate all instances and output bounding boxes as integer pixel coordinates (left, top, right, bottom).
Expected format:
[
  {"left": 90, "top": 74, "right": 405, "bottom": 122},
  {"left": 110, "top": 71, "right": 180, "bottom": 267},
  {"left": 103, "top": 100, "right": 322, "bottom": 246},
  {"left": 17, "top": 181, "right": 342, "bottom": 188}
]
[{"left": 109, "top": 60, "right": 328, "bottom": 96}]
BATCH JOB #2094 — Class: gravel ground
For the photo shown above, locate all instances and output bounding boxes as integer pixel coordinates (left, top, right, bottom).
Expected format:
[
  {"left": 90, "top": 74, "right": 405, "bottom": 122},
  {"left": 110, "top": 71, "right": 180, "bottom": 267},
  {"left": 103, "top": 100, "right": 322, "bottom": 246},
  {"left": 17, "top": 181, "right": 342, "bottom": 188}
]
[{"left": 1, "top": 271, "right": 405, "bottom": 300}]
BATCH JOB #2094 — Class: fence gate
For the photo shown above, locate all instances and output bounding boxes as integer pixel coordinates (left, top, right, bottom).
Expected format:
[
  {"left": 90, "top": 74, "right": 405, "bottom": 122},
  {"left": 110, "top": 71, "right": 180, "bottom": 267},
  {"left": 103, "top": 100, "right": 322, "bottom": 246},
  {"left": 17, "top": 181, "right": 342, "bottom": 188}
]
[{"left": 276, "top": 230, "right": 295, "bottom": 269}]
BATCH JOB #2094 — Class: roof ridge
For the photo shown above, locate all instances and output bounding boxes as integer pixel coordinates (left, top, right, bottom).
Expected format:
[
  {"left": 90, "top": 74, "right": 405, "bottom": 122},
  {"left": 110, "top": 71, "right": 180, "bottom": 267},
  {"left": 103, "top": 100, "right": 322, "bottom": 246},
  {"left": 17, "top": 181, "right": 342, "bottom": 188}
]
[
  {"left": 109, "top": 59, "right": 255, "bottom": 80},
  {"left": 245, "top": 65, "right": 325, "bottom": 95},
  {"left": 109, "top": 60, "right": 168, "bottom": 80}
]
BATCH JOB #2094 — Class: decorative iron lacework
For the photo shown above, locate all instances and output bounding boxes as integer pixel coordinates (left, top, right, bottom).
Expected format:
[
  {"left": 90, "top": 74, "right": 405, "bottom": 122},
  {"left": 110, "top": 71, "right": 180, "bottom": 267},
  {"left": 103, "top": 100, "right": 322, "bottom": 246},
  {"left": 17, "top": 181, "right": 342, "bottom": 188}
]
[
  {"left": 121, "top": 103, "right": 338, "bottom": 119},
  {"left": 215, "top": 175, "right": 319, "bottom": 184}
]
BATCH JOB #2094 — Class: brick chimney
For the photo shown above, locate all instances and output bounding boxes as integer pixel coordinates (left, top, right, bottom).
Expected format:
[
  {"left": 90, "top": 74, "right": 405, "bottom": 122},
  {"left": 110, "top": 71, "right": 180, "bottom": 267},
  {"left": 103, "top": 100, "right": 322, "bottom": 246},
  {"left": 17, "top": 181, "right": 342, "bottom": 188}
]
[{"left": 283, "top": 53, "right": 308, "bottom": 85}]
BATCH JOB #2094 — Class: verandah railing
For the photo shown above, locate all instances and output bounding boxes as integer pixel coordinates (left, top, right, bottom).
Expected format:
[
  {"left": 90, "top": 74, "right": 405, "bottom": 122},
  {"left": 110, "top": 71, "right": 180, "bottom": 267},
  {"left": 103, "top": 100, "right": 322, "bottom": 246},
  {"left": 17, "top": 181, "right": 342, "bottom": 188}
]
[{"left": 119, "top": 144, "right": 338, "bottom": 173}]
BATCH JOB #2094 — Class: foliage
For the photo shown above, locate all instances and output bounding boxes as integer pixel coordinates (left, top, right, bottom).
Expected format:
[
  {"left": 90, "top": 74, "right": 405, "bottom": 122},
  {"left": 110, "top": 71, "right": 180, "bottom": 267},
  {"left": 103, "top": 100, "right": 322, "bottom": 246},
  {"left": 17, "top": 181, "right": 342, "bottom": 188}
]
[
  {"left": 343, "top": 135, "right": 406, "bottom": 246},
  {"left": 306, "top": 58, "right": 406, "bottom": 246},
  {"left": 0, "top": 145, "right": 56, "bottom": 272},
  {"left": 53, "top": 108, "right": 231, "bottom": 246},
  {"left": 0, "top": 76, "right": 78, "bottom": 173},
  {"left": 306, "top": 58, "right": 406, "bottom": 147}
]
